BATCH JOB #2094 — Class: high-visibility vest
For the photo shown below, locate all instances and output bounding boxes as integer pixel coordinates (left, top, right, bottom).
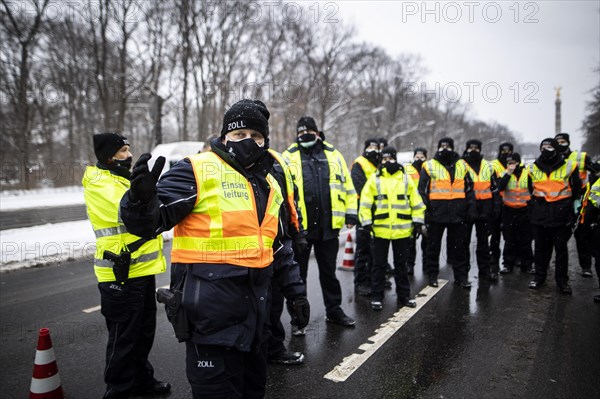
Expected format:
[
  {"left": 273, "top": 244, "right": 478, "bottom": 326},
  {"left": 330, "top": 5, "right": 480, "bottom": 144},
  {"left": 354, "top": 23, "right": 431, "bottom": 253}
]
[
  {"left": 82, "top": 166, "right": 166, "bottom": 283},
  {"left": 528, "top": 159, "right": 577, "bottom": 202},
  {"left": 423, "top": 159, "right": 468, "bottom": 200},
  {"left": 403, "top": 163, "right": 420, "bottom": 183},
  {"left": 268, "top": 149, "right": 300, "bottom": 232},
  {"left": 491, "top": 159, "right": 506, "bottom": 177},
  {"left": 171, "top": 152, "right": 283, "bottom": 268},
  {"left": 501, "top": 168, "right": 531, "bottom": 208},
  {"left": 358, "top": 169, "right": 426, "bottom": 240},
  {"left": 353, "top": 155, "right": 378, "bottom": 195},
  {"left": 466, "top": 159, "right": 493, "bottom": 200},
  {"left": 567, "top": 151, "right": 588, "bottom": 187},
  {"left": 283, "top": 142, "right": 357, "bottom": 230},
  {"left": 580, "top": 180, "right": 600, "bottom": 224}
]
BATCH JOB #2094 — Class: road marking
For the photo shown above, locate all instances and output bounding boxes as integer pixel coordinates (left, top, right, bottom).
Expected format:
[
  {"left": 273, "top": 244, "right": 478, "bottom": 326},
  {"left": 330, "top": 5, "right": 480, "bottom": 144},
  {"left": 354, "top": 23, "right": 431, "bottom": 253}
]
[
  {"left": 82, "top": 305, "right": 101, "bottom": 313},
  {"left": 81, "top": 284, "right": 170, "bottom": 313},
  {"left": 324, "top": 280, "right": 448, "bottom": 383}
]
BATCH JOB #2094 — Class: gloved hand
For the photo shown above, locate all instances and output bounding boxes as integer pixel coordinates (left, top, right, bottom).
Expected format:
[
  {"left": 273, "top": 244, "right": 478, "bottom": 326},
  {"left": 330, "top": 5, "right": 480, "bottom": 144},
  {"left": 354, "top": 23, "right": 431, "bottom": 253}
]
[
  {"left": 293, "top": 235, "right": 310, "bottom": 255},
  {"left": 130, "top": 153, "right": 166, "bottom": 203},
  {"left": 289, "top": 296, "right": 310, "bottom": 329},
  {"left": 413, "top": 222, "right": 423, "bottom": 239}
]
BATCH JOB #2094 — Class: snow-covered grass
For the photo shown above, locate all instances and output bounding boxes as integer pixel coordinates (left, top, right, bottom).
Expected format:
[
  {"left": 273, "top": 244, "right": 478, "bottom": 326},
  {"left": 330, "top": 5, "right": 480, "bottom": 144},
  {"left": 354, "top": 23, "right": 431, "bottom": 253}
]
[
  {"left": 0, "top": 220, "right": 173, "bottom": 272},
  {"left": 0, "top": 185, "right": 85, "bottom": 211}
]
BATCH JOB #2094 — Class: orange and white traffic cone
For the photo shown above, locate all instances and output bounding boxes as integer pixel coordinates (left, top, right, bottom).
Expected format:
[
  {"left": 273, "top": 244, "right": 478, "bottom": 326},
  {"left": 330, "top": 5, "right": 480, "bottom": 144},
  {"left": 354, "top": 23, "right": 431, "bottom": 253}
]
[
  {"left": 337, "top": 233, "right": 355, "bottom": 271},
  {"left": 29, "top": 328, "right": 64, "bottom": 399}
]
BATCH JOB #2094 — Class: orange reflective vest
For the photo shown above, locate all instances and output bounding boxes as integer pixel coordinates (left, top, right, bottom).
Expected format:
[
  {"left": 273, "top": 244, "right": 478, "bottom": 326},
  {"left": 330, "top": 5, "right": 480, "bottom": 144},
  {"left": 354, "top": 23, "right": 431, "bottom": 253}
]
[
  {"left": 501, "top": 168, "right": 531, "bottom": 208},
  {"left": 423, "top": 159, "right": 468, "bottom": 200},
  {"left": 466, "top": 159, "right": 493, "bottom": 200},
  {"left": 528, "top": 159, "right": 576, "bottom": 203},
  {"left": 171, "top": 152, "right": 283, "bottom": 267}
]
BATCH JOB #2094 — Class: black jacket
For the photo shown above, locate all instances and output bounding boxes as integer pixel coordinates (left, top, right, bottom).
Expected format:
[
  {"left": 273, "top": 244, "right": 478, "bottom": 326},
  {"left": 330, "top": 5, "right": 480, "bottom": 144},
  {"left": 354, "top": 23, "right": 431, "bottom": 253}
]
[
  {"left": 418, "top": 151, "right": 476, "bottom": 224},
  {"left": 120, "top": 139, "right": 304, "bottom": 351}
]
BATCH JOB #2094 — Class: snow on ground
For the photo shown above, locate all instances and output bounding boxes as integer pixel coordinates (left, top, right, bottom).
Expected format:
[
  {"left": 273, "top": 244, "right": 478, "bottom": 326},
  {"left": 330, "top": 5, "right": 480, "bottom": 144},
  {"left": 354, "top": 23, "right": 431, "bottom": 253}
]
[
  {"left": 0, "top": 220, "right": 173, "bottom": 272},
  {"left": 0, "top": 186, "right": 85, "bottom": 211}
]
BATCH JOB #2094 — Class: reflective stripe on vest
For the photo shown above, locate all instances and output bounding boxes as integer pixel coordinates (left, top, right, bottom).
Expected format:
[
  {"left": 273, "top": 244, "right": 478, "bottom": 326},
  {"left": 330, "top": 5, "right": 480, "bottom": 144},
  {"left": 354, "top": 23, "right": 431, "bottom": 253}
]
[
  {"left": 171, "top": 152, "right": 283, "bottom": 268},
  {"left": 491, "top": 159, "right": 506, "bottom": 176},
  {"left": 502, "top": 169, "right": 531, "bottom": 208},
  {"left": 466, "top": 159, "right": 493, "bottom": 200},
  {"left": 82, "top": 165, "right": 166, "bottom": 282},
  {"left": 589, "top": 180, "right": 600, "bottom": 208},
  {"left": 528, "top": 160, "right": 575, "bottom": 202},
  {"left": 423, "top": 159, "right": 467, "bottom": 200},
  {"left": 283, "top": 142, "right": 356, "bottom": 230},
  {"left": 268, "top": 149, "right": 300, "bottom": 232},
  {"left": 568, "top": 151, "right": 588, "bottom": 187}
]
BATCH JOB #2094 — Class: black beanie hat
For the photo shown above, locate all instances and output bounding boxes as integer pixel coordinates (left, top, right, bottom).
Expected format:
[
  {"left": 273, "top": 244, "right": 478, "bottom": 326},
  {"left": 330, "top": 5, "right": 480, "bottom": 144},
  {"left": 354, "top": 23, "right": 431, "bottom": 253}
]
[
  {"left": 364, "top": 137, "right": 380, "bottom": 150},
  {"left": 414, "top": 147, "right": 428, "bottom": 157},
  {"left": 506, "top": 152, "right": 521, "bottom": 164},
  {"left": 465, "top": 139, "right": 482, "bottom": 151},
  {"left": 221, "top": 99, "right": 270, "bottom": 139},
  {"left": 378, "top": 137, "right": 389, "bottom": 148},
  {"left": 297, "top": 116, "right": 318, "bottom": 134},
  {"left": 554, "top": 133, "right": 570, "bottom": 144},
  {"left": 498, "top": 142, "right": 513, "bottom": 154},
  {"left": 93, "top": 132, "right": 129, "bottom": 163},
  {"left": 381, "top": 146, "right": 397, "bottom": 160},
  {"left": 540, "top": 138, "right": 558, "bottom": 151},
  {"left": 438, "top": 137, "right": 454, "bottom": 150}
]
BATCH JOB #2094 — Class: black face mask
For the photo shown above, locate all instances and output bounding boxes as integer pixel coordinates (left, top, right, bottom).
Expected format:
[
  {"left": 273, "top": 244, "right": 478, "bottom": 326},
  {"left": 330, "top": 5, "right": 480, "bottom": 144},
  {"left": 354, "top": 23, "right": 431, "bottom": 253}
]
[
  {"left": 438, "top": 149, "right": 454, "bottom": 162},
  {"left": 498, "top": 153, "right": 510, "bottom": 165},
  {"left": 226, "top": 138, "right": 266, "bottom": 167},
  {"left": 297, "top": 133, "right": 318, "bottom": 147},
  {"left": 383, "top": 162, "right": 401, "bottom": 175},
  {"left": 557, "top": 143, "right": 569, "bottom": 154},
  {"left": 539, "top": 149, "right": 557, "bottom": 161},
  {"left": 364, "top": 150, "right": 381, "bottom": 165},
  {"left": 112, "top": 156, "right": 133, "bottom": 170},
  {"left": 412, "top": 159, "right": 425, "bottom": 171},
  {"left": 464, "top": 151, "right": 482, "bottom": 163}
]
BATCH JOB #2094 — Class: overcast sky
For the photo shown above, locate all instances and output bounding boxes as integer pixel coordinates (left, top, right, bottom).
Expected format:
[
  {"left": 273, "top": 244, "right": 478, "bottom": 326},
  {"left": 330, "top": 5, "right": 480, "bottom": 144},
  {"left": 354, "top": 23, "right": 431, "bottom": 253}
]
[{"left": 337, "top": 1, "right": 599, "bottom": 149}]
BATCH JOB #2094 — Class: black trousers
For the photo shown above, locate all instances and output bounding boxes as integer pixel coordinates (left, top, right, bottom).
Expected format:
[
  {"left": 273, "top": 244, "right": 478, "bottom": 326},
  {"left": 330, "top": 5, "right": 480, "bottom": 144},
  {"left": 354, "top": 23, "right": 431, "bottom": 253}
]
[
  {"left": 424, "top": 222, "right": 470, "bottom": 282},
  {"left": 502, "top": 206, "right": 533, "bottom": 269},
  {"left": 354, "top": 226, "right": 372, "bottom": 287},
  {"left": 185, "top": 341, "right": 268, "bottom": 399},
  {"left": 489, "top": 215, "right": 502, "bottom": 271},
  {"left": 591, "top": 225, "right": 600, "bottom": 288},
  {"left": 99, "top": 275, "right": 157, "bottom": 395},
  {"left": 467, "top": 219, "right": 492, "bottom": 276},
  {"left": 574, "top": 222, "right": 593, "bottom": 270},
  {"left": 532, "top": 225, "right": 572, "bottom": 287},
  {"left": 295, "top": 237, "right": 343, "bottom": 316},
  {"left": 371, "top": 237, "right": 411, "bottom": 301},
  {"left": 407, "top": 233, "right": 427, "bottom": 270}
]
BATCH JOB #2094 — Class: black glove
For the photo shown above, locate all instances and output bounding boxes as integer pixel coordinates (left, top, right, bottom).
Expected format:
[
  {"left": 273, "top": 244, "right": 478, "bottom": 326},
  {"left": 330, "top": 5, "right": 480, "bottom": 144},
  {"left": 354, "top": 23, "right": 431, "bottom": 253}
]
[
  {"left": 413, "top": 222, "right": 427, "bottom": 239},
  {"left": 293, "top": 235, "right": 310, "bottom": 255},
  {"left": 288, "top": 296, "right": 310, "bottom": 329},
  {"left": 129, "top": 153, "right": 166, "bottom": 203}
]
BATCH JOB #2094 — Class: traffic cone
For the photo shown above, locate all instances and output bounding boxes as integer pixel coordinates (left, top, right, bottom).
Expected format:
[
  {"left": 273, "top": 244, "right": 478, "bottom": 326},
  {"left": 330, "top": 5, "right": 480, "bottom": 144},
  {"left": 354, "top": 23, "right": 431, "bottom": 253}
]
[
  {"left": 338, "top": 233, "right": 355, "bottom": 271},
  {"left": 29, "top": 328, "right": 64, "bottom": 399}
]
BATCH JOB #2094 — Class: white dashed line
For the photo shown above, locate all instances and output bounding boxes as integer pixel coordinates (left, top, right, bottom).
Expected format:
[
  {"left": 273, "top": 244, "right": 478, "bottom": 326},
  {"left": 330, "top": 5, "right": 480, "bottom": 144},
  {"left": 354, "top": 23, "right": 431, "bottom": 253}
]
[{"left": 324, "top": 279, "right": 448, "bottom": 383}]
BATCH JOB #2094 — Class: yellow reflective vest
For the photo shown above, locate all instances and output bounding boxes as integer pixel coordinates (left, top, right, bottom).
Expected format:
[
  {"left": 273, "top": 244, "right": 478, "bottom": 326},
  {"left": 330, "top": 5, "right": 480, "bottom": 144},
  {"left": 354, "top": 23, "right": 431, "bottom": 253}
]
[
  {"left": 567, "top": 151, "right": 588, "bottom": 187},
  {"left": 283, "top": 142, "right": 357, "bottom": 230},
  {"left": 353, "top": 155, "right": 378, "bottom": 189},
  {"left": 358, "top": 168, "right": 426, "bottom": 240},
  {"left": 500, "top": 167, "right": 531, "bottom": 208},
  {"left": 268, "top": 149, "right": 300, "bottom": 232},
  {"left": 82, "top": 166, "right": 166, "bottom": 283},
  {"left": 403, "top": 163, "right": 420, "bottom": 183},
  {"left": 171, "top": 152, "right": 284, "bottom": 268},
  {"left": 491, "top": 159, "right": 506, "bottom": 177}
]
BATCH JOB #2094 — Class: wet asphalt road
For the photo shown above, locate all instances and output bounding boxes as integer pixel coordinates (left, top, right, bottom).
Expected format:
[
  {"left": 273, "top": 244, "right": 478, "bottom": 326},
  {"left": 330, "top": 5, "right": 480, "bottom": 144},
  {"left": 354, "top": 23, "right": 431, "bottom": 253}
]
[
  {"left": 0, "top": 236, "right": 599, "bottom": 399},
  {"left": 0, "top": 205, "right": 87, "bottom": 230}
]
